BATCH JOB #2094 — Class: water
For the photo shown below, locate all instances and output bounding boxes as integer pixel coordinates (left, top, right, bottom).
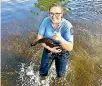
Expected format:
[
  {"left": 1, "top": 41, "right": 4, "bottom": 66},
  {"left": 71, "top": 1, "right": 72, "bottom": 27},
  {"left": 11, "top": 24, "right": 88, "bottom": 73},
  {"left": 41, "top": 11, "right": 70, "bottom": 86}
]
[
  {"left": 1, "top": 0, "right": 42, "bottom": 39},
  {"left": 68, "top": 0, "right": 102, "bottom": 22},
  {"left": 1, "top": 0, "right": 102, "bottom": 86},
  {"left": 1, "top": 0, "right": 38, "bottom": 23},
  {"left": 17, "top": 61, "right": 57, "bottom": 86}
]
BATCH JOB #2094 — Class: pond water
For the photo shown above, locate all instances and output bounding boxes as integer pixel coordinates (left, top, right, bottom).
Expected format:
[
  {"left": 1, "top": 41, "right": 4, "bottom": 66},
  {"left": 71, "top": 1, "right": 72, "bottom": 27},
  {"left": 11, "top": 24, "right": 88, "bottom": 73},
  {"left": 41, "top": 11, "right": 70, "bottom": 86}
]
[{"left": 1, "top": 0, "right": 102, "bottom": 86}]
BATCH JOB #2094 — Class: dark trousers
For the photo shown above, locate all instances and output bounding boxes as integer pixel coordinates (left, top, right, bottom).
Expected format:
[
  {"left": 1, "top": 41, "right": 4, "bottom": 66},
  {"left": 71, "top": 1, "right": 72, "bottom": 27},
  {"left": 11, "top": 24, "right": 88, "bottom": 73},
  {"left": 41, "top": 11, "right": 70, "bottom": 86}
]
[{"left": 39, "top": 48, "right": 70, "bottom": 77}]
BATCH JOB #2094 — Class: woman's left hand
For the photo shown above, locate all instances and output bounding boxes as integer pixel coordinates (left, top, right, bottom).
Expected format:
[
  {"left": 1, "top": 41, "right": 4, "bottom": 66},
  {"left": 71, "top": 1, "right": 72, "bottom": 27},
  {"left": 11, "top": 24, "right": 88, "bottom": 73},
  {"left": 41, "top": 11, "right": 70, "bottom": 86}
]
[{"left": 53, "top": 31, "right": 62, "bottom": 41}]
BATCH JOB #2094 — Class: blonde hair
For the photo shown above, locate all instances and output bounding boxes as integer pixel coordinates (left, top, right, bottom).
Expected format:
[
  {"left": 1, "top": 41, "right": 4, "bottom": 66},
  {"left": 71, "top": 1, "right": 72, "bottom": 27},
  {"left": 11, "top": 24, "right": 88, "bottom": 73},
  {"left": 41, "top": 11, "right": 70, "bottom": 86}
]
[{"left": 49, "top": 3, "right": 64, "bottom": 14}]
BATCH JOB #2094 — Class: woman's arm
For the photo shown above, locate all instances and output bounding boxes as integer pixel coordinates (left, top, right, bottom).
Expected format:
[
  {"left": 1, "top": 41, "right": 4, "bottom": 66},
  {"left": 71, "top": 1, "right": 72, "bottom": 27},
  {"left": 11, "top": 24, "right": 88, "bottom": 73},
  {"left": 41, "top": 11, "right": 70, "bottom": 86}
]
[
  {"left": 53, "top": 31, "right": 73, "bottom": 51},
  {"left": 59, "top": 37, "right": 73, "bottom": 51}
]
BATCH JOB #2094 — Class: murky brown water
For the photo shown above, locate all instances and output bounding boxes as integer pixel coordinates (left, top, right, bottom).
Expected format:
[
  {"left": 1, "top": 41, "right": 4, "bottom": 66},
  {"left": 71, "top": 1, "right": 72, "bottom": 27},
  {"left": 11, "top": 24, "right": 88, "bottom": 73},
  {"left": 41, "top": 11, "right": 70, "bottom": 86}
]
[{"left": 1, "top": 0, "right": 102, "bottom": 86}]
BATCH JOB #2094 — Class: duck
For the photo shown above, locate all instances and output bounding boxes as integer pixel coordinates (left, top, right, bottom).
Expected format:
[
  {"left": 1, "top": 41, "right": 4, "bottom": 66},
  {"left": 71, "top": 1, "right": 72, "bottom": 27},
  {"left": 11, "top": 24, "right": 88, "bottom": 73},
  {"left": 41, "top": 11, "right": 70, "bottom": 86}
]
[{"left": 30, "top": 38, "right": 65, "bottom": 53}]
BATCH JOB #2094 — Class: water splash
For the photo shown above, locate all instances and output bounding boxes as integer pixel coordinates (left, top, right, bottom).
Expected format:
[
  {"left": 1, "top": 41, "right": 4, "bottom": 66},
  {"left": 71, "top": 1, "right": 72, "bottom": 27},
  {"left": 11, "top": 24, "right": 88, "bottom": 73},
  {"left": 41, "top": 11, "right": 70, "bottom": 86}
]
[{"left": 17, "top": 61, "right": 57, "bottom": 86}]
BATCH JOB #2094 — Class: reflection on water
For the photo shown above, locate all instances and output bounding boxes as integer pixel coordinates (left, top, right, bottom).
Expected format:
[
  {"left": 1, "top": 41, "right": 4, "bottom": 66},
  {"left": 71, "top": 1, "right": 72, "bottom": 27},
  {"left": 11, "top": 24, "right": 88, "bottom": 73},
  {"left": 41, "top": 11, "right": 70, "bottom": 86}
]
[
  {"left": 1, "top": 0, "right": 102, "bottom": 86},
  {"left": 1, "top": 0, "right": 38, "bottom": 23},
  {"left": 68, "top": 0, "right": 102, "bottom": 22}
]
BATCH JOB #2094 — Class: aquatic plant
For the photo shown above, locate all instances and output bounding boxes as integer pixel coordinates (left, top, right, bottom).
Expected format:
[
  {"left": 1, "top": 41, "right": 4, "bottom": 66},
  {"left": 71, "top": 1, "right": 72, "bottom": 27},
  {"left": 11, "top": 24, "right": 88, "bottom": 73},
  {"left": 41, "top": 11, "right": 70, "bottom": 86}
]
[{"left": 2, "top": 25, "right": 102, "bottom": 86}]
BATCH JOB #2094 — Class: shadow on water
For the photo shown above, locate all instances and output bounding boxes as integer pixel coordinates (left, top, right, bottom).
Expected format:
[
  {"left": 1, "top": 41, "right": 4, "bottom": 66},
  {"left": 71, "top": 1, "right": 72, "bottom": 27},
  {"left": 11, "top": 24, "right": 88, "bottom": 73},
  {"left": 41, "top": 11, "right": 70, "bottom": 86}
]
[{"left": 1, "top": 0, "right": 102, "bottom": 86}]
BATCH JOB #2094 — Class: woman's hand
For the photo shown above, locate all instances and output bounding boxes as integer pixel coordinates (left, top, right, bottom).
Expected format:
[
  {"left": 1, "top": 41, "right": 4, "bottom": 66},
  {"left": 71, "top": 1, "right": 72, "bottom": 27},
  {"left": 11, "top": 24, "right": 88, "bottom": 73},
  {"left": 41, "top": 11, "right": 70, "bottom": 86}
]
[
  {"left": 53, "top": 31, "right": 62, "bottom": 41},
  {"left": 49, "top": 46, "right": 62, "bottom": 53}
]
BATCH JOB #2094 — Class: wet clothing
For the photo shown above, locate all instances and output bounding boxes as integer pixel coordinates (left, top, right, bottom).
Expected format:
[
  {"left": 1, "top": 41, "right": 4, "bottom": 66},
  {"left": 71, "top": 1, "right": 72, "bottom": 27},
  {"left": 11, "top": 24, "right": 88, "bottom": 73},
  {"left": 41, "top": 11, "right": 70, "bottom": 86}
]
[
  {"left": 40, "top": 48, "right": 70, "bottom": 77},
  {"left": 38, "top": 17, "right": 73, "bottom": 77}
]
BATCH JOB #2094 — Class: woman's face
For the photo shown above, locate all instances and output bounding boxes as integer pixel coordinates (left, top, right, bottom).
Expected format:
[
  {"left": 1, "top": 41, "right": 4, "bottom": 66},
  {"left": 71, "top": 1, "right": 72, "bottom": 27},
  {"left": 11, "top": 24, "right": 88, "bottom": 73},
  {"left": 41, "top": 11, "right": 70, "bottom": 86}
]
[{"left": 49, "top": 6, "right": 63, "bottom": 24}]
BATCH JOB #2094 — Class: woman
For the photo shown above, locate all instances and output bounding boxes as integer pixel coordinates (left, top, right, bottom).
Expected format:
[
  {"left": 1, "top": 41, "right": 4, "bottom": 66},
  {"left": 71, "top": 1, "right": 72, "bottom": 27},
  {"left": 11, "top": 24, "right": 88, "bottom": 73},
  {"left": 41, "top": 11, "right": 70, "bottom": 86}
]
[{"left": 37, "top": 3, "right": 73, "bottom": 77}]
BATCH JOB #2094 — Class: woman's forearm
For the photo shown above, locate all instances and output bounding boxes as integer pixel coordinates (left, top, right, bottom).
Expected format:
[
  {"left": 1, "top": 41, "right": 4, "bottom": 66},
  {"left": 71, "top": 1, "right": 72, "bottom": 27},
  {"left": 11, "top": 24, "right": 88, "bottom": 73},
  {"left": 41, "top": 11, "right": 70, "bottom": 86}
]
[{"left": 60, "top": 37, "right": 73, "bottom": 51}]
